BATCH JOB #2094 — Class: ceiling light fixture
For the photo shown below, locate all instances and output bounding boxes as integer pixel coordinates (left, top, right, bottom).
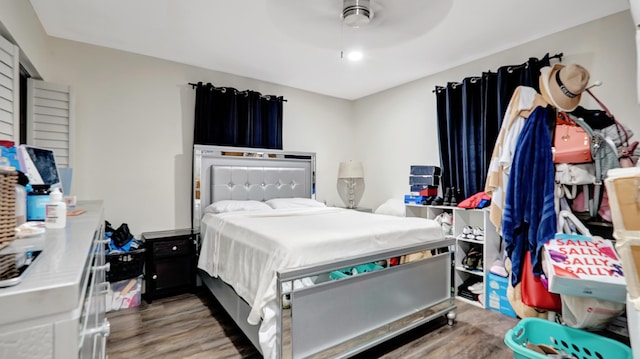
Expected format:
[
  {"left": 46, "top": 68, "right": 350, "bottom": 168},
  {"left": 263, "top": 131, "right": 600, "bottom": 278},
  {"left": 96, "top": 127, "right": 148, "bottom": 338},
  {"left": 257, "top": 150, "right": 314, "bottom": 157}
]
[{"left": 342, "top": 0, "right": 373, "bottom": 28}]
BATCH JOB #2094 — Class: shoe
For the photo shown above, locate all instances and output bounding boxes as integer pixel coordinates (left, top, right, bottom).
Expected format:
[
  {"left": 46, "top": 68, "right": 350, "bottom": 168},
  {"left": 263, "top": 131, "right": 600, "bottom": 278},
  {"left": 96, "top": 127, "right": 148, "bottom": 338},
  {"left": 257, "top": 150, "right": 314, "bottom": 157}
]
[
  {"left": 450, "top": 187, "right": 459, "bottom": 206},
  {"left": 452, "top": 188, "right": 464, "bottom": 207},
  {"left": 424, "top": 195, "right": 436, "bottom": 205},
  {"left": 432, "top": 196, "right": 444, "bottom": 206},
  {"left": 443, "top": 187, "right": 452, "bottom": 206},
  {"left": 462, "top": 247, "right": 482, "bottom": 271},
  {"left": 468, "top": 281, "right": 484, "bottom": 294},
  {"left": 442, "top": 223, "right": 453, "bottom": 236},
  {"left": 472, "top": 227, "right": 484, "bottom": 241}
]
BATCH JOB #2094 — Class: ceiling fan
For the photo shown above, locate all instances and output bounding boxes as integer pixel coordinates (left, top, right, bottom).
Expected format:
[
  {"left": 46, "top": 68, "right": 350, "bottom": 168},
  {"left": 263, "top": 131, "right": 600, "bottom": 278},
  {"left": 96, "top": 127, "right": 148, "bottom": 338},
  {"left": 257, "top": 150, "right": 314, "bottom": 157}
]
[
  {"left": 342, "top": 0, "right": 373, "bottom": 28},
  {"left": 266, "top": 0, "right": 453, "bottom": 59}
]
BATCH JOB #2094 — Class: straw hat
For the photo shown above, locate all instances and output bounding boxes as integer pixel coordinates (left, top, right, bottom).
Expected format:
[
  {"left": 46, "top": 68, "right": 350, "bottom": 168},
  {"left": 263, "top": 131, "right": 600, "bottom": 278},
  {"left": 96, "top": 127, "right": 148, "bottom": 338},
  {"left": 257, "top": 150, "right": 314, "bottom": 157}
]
[{"left": 539, "top": 63, "right": 590, "bottom": 112}]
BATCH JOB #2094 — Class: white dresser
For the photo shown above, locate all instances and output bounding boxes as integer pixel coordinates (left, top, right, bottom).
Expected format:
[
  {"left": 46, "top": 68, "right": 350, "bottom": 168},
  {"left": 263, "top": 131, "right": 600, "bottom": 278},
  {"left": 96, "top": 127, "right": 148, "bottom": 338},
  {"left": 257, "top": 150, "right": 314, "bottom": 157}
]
[{"left": 0, "top": 201, "right": 109, "bottom": 359}]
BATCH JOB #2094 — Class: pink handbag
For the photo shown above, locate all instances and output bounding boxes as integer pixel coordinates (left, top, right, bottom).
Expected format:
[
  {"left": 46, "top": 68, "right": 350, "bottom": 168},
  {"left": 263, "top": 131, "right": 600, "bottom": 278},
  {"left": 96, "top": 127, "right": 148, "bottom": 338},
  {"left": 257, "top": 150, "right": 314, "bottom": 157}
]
[{"left": 553, "top": 122, "right": 593, "bottom": 164}]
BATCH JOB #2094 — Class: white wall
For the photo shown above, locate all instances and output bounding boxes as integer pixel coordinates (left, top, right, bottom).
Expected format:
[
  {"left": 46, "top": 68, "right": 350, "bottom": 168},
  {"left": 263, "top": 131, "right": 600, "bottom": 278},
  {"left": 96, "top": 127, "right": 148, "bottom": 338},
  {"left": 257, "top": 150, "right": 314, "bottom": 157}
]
[
  {"left": 43, "top": 38, "right": 354, "bottom": 234},
  {"left": 0, "top": 0, "right": 355, "bottom": 234},
  {"left": 355, "top": 11, "right": 640, "bottom": 210},
  {"left": 2, "top": 2, "right": 639, "bottom": 234}
]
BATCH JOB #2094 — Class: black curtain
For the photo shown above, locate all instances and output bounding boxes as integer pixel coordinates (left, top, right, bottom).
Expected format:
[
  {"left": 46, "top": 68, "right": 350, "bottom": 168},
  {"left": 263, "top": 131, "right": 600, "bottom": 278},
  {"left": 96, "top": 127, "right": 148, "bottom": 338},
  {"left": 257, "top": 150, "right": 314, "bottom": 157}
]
[
  {"left": 435, "top": 53, "right": 554, "bottom": 200},
  {"left": 193, "top": 83, "right": 284, "bottom": 149}
]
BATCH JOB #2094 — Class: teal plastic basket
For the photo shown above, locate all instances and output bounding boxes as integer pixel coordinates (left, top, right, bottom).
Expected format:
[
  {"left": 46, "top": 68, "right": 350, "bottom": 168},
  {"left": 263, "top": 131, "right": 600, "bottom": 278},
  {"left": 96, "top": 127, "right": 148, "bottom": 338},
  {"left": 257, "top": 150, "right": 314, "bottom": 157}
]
[{"left": 504, "top": 318, "right": 632, "bottom": 359}]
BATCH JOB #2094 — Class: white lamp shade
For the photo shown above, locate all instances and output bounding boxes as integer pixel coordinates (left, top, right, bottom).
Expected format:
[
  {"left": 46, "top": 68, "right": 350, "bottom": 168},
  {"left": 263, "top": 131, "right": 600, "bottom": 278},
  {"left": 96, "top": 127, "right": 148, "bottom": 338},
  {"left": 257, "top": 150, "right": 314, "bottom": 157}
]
[{"left": 338, "top": 161, "right": 364, "bottom": 178}]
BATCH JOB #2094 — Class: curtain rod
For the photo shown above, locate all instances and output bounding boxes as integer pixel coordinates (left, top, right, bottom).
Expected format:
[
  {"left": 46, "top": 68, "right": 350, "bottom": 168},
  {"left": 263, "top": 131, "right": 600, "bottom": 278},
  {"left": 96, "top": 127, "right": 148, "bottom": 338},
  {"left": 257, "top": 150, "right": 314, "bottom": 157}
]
[
  {"left": 188, "top": 82, "right": 288, "bottom": 102},
  {"left": 432, "top": 52, "right": 563, "bottom": 93}
]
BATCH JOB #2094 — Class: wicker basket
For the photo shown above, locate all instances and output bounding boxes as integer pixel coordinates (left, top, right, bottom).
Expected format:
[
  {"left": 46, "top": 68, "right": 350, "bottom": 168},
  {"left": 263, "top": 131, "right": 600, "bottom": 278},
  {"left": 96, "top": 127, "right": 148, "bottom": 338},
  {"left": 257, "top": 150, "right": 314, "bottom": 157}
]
[{"left": 0, "top": 169, "right": 17, "bottom": 251}]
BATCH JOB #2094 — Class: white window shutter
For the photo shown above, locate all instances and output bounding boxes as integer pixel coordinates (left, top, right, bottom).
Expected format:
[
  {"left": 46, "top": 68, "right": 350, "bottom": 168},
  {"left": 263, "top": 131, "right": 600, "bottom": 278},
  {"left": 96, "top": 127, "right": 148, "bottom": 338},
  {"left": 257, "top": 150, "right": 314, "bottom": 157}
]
[
  {"left": 0, "top": 35, "right": 19, "bottom": 144},
  {"left": 26, "top": 79, "right": 75, "bottom": 168}
]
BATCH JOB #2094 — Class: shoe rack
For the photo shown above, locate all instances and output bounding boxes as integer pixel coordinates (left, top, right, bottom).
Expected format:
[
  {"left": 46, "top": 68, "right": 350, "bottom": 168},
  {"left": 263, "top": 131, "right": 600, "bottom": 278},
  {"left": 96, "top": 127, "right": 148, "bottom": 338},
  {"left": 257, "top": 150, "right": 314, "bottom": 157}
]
[
  {"left": 452, "top": 208, "right": 499, "bottom": 309},
  {"left": 406, "top": 205, "right": 499, "bottom": 310},
  {"left": 405, "top": 204, "right": 455, "bottom": 240}
]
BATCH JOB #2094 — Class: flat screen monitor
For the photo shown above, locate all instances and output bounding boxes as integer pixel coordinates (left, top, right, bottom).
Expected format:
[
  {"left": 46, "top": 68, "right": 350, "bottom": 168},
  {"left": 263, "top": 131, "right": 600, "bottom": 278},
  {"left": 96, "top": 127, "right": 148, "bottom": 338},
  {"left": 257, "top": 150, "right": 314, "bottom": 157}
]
[{"left": 17, "top": 145, "right": 62, "bottom": 189}]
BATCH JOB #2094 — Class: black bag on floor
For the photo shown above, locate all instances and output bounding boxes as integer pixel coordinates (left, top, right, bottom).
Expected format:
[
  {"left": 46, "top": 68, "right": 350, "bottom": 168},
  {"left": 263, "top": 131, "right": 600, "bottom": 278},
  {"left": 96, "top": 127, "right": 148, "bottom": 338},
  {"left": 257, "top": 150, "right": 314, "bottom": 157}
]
[{"left": 111, "top": 223, "right": 133, "bottom": 248}]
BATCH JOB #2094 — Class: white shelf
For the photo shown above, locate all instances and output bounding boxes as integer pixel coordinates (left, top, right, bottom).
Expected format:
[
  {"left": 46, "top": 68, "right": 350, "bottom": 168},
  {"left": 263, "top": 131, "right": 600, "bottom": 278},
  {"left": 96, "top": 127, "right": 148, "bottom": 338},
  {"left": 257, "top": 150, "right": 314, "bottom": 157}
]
[
  {"left": 455, "top": 296, "right": 484, "bottom": 308},
  {"left": 406, "top": 205, "right": 499, "bottom": 311},
  {"left": 455, "top": 266, "right": 485, "bottom": 276},
  {"left": 455, "top": 236, "right": 485, "bottom": 245}
]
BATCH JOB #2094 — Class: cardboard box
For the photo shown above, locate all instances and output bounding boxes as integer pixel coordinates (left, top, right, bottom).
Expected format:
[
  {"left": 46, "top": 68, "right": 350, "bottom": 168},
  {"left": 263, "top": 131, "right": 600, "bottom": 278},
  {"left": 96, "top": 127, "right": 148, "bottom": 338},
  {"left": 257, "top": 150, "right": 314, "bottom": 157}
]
[
  {"left": 604, "top": 168, "right": 640, "bottom": 233},
  {"left": 543, "top": 233, "right": 626, "bottom": 303},
  {"left": 627, "top": 295, "right": 640, "bottom": 359},
  {"left": 106, "top": 275, "right": 142, "bottom": 312},
  {"left": 487, "top": 272, "right": 517, "bottom": 318}
]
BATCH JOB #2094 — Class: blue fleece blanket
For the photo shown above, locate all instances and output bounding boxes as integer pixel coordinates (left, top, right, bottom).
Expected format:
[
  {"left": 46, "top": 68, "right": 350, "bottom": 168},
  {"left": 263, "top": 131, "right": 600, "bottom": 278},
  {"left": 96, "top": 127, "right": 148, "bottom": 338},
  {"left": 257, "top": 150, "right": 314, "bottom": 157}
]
[{"left": 502, "top": 106, "right": 557, "bottom": 286}]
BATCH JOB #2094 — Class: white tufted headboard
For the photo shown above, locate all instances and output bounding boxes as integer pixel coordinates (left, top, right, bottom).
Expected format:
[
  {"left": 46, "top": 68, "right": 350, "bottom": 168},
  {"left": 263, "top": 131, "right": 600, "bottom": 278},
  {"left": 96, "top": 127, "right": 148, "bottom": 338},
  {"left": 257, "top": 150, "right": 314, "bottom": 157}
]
[{"left": 192, "top": 145, "right": 316, "bottom": 232}]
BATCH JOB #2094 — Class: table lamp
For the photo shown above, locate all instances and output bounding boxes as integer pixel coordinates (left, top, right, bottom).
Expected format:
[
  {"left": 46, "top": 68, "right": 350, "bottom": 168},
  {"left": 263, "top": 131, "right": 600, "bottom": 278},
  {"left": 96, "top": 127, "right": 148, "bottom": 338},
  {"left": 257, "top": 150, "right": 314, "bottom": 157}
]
[{"left": 338, "top": 160, "right": 364, "bottom": 209}]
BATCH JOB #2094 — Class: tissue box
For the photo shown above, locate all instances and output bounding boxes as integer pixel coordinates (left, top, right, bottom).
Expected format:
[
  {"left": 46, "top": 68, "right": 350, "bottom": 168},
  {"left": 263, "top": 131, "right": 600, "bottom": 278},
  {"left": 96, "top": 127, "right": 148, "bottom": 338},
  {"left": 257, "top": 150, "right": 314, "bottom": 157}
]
[
  {"left": 107, "top": 275, "right": 142, "bottom": 311},
  {"left": 487, "top": 272, "right": 517, "bottom": 318}
]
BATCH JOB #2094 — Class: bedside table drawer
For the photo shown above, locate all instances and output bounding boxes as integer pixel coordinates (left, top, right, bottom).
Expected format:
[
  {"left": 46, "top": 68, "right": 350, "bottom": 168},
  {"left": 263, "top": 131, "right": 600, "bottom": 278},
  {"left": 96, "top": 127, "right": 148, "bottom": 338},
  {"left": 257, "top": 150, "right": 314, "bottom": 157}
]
[{"left": 153, "top": 238, "right": 192, "bottom": 257}]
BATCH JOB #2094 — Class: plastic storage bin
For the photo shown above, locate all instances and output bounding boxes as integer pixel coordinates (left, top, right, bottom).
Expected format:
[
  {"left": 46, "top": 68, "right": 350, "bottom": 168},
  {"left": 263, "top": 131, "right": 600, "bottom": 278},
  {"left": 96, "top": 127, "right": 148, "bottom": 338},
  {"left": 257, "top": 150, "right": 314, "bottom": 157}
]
[
  {"left": 106, "top": 248, "right": 145, "bottom": 282},
  {"left": 107, "top": 275, "right": 142, "bottom": 311},
  {"left": 504, "top": 317, "right": 632, "bottom": 359}
]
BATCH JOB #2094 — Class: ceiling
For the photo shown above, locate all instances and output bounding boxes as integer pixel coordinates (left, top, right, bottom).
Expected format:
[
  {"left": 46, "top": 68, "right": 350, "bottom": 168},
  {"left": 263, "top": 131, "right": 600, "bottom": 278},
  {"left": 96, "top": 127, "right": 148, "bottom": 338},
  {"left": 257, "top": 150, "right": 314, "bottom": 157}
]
[{"left": 29, "top": 0, "right": 630, "bottom": 100}]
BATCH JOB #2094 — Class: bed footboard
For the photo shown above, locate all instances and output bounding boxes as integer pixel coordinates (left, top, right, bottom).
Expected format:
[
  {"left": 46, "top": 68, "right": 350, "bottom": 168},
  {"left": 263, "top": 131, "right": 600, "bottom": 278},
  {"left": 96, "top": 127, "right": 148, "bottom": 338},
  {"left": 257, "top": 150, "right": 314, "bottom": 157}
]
[{"left": 277, "top": 237, "right": 456, "bottom": 359}]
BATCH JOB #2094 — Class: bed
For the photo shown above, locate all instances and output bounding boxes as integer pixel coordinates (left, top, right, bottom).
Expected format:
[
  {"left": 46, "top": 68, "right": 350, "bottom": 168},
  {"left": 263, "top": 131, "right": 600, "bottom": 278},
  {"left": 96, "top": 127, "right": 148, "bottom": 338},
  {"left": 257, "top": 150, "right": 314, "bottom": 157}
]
[{"left": 192, "top": 145, "right": 456, "bottom": 359}]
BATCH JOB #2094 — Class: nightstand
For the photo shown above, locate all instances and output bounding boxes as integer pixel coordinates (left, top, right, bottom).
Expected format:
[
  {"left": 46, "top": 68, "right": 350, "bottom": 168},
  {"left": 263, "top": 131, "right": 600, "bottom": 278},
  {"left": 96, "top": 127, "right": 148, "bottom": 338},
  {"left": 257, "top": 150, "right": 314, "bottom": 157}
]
[{"left": 142, "top": 228, "right": 197, "bottom": 303}]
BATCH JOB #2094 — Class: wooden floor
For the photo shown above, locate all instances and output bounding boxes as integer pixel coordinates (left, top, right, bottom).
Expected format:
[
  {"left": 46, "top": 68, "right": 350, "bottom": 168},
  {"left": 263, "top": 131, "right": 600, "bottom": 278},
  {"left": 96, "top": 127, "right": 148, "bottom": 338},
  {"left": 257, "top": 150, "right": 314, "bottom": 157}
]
[{"left": 107, "top": 288, "right": 519, "bottom": 359}]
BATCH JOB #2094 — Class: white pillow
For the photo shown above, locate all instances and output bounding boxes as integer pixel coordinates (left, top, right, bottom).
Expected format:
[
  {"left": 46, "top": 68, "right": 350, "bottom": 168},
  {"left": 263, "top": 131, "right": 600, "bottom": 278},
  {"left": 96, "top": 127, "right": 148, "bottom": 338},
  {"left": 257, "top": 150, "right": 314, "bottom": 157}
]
[
  {"left": 374, "top": 198, "right": 407, "bottom": 217},
  {"left": 265, "top": 197, "right": 326, "bottom": 209},
  {"left": 204, "top": 200, "right": 272, "bottom": 214}
]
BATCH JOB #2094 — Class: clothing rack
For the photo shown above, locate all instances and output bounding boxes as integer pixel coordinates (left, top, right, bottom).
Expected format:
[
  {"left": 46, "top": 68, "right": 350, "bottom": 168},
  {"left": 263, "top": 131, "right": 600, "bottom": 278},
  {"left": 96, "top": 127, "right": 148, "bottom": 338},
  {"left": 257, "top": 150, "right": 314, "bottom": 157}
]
[
  {"left": 188, "top": 82, "right": 287, "bottom": 102},
  {"left": 432, "top": 52, "right": 563, "bottom": 93}
]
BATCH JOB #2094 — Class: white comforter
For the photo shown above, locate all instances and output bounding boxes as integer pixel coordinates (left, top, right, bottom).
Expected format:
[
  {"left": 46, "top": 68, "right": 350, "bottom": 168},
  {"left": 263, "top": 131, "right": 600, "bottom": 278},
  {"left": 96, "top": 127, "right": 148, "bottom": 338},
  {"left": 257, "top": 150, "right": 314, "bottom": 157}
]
[{"left": 197, "top": 207, "right": 443, "bottom": 357}]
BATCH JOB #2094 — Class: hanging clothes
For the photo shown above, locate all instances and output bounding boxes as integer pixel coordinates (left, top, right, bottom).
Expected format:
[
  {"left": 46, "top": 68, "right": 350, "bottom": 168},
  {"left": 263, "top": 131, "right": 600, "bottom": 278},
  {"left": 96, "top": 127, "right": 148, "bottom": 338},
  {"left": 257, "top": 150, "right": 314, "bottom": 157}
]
[
  {"left": 485, "top": 86, "right": 549, "bottom": 236},
  {"left": 435, "top": 54, "right": 552, "bottom": 200},
  {"left": 502, "top": 105, "right": 557, "bottom": 286}
]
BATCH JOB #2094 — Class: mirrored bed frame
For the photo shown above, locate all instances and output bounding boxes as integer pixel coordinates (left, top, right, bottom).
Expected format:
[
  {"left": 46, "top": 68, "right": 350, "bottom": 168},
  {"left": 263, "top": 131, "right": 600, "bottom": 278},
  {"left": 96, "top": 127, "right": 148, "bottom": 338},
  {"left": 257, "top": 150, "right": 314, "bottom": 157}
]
[{"left": 192, "top": 145, "right": 456, "bottom": 359}]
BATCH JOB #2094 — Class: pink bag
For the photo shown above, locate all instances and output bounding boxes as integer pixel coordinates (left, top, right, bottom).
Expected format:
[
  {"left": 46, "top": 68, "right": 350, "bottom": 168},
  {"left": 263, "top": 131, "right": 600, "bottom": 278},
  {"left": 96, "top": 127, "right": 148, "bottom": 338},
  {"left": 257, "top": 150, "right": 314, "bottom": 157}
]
[
  {"left": 571, "top": 185, "right": 612, "bottom": 222},
  {"left": 553, "top": 114, "right": 593, "bottom": 164}
]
